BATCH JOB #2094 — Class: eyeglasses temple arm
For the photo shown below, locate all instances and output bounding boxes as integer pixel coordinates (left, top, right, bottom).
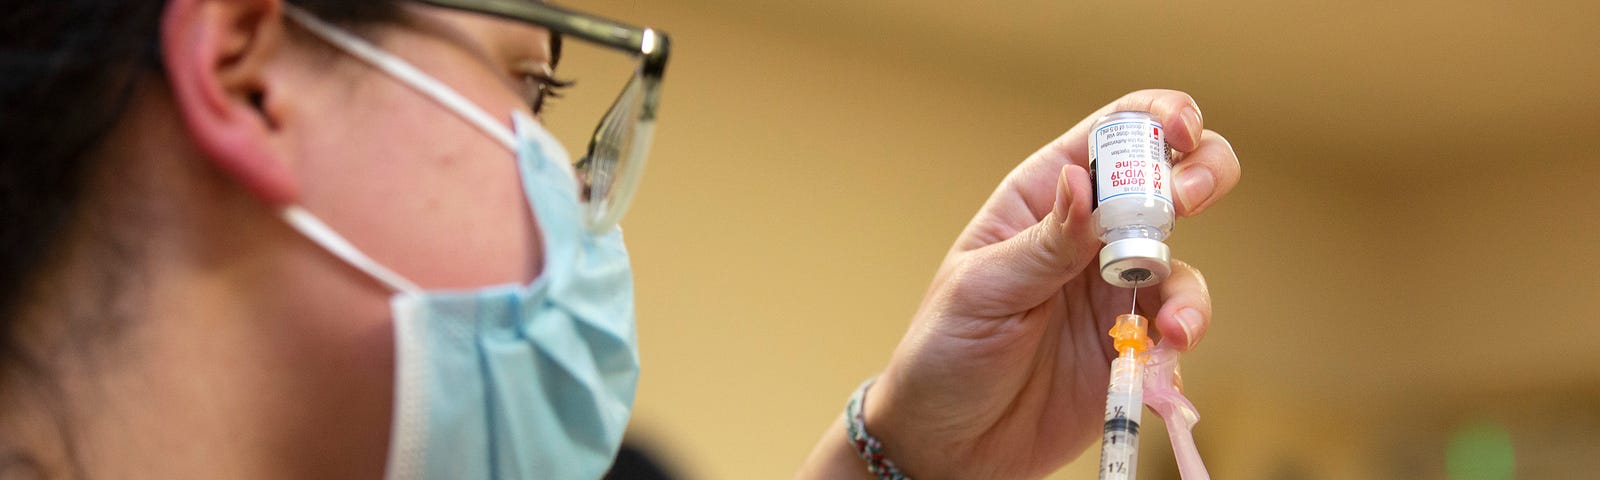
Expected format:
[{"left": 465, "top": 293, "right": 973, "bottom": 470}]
[{"left": 411, "top": 0, "right": 668, "bottom": 75}]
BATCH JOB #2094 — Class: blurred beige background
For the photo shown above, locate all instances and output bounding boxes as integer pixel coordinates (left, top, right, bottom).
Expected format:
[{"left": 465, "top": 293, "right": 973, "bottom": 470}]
[{"left": 544, "top": 0, "right": 1600, "bottom": 478}]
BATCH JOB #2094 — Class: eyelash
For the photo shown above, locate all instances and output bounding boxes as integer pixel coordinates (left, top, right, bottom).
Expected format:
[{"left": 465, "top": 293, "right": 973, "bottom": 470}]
[{"left": 516, "top": 71, "right": 575, "bottom": 115}]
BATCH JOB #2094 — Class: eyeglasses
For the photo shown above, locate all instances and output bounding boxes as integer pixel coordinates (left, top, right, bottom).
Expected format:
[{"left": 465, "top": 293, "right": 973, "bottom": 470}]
[{"left": 413, "top": 0, "right": 669, "bottom": 232}]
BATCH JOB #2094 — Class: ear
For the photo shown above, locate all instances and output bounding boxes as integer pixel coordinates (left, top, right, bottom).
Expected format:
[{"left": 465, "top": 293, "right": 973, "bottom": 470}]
[{"left": 162, "top": 0, "right": 297, "bottom": 205}]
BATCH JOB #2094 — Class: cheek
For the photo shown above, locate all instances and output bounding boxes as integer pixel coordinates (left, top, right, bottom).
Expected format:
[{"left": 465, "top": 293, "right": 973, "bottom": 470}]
[{"left": 295, "top": 71, "right": 542, "bottom": 289}]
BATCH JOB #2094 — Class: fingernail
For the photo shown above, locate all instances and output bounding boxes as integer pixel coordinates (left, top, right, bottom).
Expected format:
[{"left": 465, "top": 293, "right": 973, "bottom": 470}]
[
  {"left": 1175, "top": 165, "right": 1215, "bottom": 213},
  {"left": 1176, "top": 308, "right": 1205, "bottom": 351},
  {"left": 1053, "top": 166, "right": 1073, "bottom": 225},
  {"left": 1182, "top": 106, "right": 1203, "bottom": 145}
]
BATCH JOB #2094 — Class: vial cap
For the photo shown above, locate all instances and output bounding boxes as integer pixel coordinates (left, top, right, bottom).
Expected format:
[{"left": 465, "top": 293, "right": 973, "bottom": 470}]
[{"left": 1099, "top": 238, "right": 1172, "bottom": 288}]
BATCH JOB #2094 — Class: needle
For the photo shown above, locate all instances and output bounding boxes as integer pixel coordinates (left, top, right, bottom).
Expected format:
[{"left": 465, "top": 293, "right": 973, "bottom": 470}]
[{"left": 1130, "top": 282, "right": 1139, "bottom": 316}]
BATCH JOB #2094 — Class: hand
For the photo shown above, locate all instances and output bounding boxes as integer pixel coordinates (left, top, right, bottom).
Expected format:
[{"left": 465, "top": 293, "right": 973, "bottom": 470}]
[{"left": 867, "top": 90, "right": 1241, "bottom": 479}]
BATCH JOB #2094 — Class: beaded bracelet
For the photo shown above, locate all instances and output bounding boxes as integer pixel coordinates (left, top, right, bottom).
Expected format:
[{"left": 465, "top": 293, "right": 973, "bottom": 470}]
[{"left": 846, "top": 377, "right": 913, "bottom": 480}]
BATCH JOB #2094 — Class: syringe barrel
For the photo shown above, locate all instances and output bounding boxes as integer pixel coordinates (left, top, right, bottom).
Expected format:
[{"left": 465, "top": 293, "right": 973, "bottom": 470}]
[{"left": 1097, "top": 353, "right": 1144, "bottom": 480}]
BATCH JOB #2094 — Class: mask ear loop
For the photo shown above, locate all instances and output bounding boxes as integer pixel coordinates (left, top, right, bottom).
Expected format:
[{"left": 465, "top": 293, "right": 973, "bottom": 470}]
[
  {"left": 278, "top": 6, "right": 537, "bottom": 295},
  {"left": 282, "top": 5, "right": 518, "bottom": 151},
  {"left": 283, "top": 206, "right": 423, "bottom": 294}
]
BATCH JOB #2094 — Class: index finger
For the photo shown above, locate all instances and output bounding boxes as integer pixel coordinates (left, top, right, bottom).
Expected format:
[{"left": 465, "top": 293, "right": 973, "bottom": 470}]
[{"left": 1133, "top": 259, "right": 1211, "bottom": 352}]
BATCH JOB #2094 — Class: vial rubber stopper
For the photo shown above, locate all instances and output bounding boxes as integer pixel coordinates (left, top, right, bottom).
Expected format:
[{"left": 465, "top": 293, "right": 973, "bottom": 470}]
[{"left": 1099, "top": 238, "right": 1171, "bottom": 288}]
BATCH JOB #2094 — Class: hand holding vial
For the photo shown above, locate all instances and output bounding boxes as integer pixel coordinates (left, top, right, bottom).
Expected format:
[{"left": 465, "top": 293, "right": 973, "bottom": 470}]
[{"left": 825, "top": 90, "right": 1239, "bottom": 479}]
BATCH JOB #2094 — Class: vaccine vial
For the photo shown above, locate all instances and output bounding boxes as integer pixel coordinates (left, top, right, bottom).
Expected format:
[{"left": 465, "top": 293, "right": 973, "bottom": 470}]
[{"left": 1090, "top": 111, "right": 1174, "bottom": 287}]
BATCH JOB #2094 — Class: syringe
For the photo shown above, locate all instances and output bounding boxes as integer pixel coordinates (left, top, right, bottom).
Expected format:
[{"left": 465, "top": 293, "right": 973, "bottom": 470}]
[{"left": 1097, "top": 307, "right": 1152, "bottom": 480}]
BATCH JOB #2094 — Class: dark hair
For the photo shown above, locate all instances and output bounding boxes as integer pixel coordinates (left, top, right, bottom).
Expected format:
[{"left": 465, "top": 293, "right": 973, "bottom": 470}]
[{"left": 0, "top": 1, "right": 401, "bottom": 477}]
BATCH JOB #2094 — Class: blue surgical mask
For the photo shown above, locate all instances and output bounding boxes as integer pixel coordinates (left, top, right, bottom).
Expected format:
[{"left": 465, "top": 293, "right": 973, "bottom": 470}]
[{"left": 281, "top": 7, "right": 639, "bottom": 480}]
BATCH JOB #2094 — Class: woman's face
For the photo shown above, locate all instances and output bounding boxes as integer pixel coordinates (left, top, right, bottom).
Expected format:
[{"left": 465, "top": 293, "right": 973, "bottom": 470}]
[
  {"left": 282, "top": 5, "right": 558, "bottom": 292},
  {"left": 260, "top": 9, "right": 560, "bottom": 461},
  {"left": 233, "top": 8, "right": 566, "bottom": 468}
]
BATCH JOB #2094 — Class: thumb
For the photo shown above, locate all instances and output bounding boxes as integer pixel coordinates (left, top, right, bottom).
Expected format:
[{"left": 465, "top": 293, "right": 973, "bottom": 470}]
[{"left": 957, "top": 165, "right": 1098, "bottom": 311}]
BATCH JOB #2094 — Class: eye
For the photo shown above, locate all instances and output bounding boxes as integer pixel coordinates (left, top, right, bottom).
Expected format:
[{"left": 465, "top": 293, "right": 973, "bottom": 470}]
[{"left": 511, "top": 60, "right": 574, "bottom": 115}]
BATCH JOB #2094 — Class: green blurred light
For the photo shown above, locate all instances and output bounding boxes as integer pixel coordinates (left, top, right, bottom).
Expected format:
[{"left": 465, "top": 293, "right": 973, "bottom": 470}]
[{"left": 1445, "top": 419, "right": 1515, "bottom": 480}]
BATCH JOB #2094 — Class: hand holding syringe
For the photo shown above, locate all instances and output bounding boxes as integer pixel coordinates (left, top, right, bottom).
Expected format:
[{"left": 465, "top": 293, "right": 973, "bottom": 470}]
[
  {"left": 1096, "top": 299, "right": 1211, "bottom": 480},
  {"left": 798, "top": 93, "right": 1237, "bottom": 479}
]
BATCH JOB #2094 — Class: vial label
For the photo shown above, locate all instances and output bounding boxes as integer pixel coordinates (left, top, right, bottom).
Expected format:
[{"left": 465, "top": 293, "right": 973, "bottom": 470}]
[{"left": 1091, "top": 118, "right": 1172, "bottom": 207}]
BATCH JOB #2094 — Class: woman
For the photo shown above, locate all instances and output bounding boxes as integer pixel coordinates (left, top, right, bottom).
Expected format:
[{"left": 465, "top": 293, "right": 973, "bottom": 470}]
[{"left": 0, "top": 0, "right": 1241, "bottom": 478}]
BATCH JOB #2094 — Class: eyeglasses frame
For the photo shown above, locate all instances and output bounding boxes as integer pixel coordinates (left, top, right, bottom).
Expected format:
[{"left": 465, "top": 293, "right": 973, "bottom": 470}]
[{"left": 411, "top": 0, "right": 670, "bottom": 226}]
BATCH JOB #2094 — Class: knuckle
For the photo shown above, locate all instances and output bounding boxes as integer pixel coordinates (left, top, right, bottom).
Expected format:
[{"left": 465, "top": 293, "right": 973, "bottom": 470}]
[
  {"left": 1204, "top": 130, "right": 1237, "bottom": 154},
  {"left": 1172, "top": 259, "right": 1212, "bottom": 295},
  {"left": 1020, "top": 224, "right": 1062, "bottom": 269},
  {"left": 1127, "top": 89, "right": 1194, "bottom": 106}
]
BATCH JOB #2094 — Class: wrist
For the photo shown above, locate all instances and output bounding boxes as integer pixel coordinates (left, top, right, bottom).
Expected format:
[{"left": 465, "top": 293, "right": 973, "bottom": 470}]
[
  {"left": 796, "top": 414, "right": 879, "bottom": 480},
  {"left": 846, "top": 377, "right": 915, "bottom": 480}
]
